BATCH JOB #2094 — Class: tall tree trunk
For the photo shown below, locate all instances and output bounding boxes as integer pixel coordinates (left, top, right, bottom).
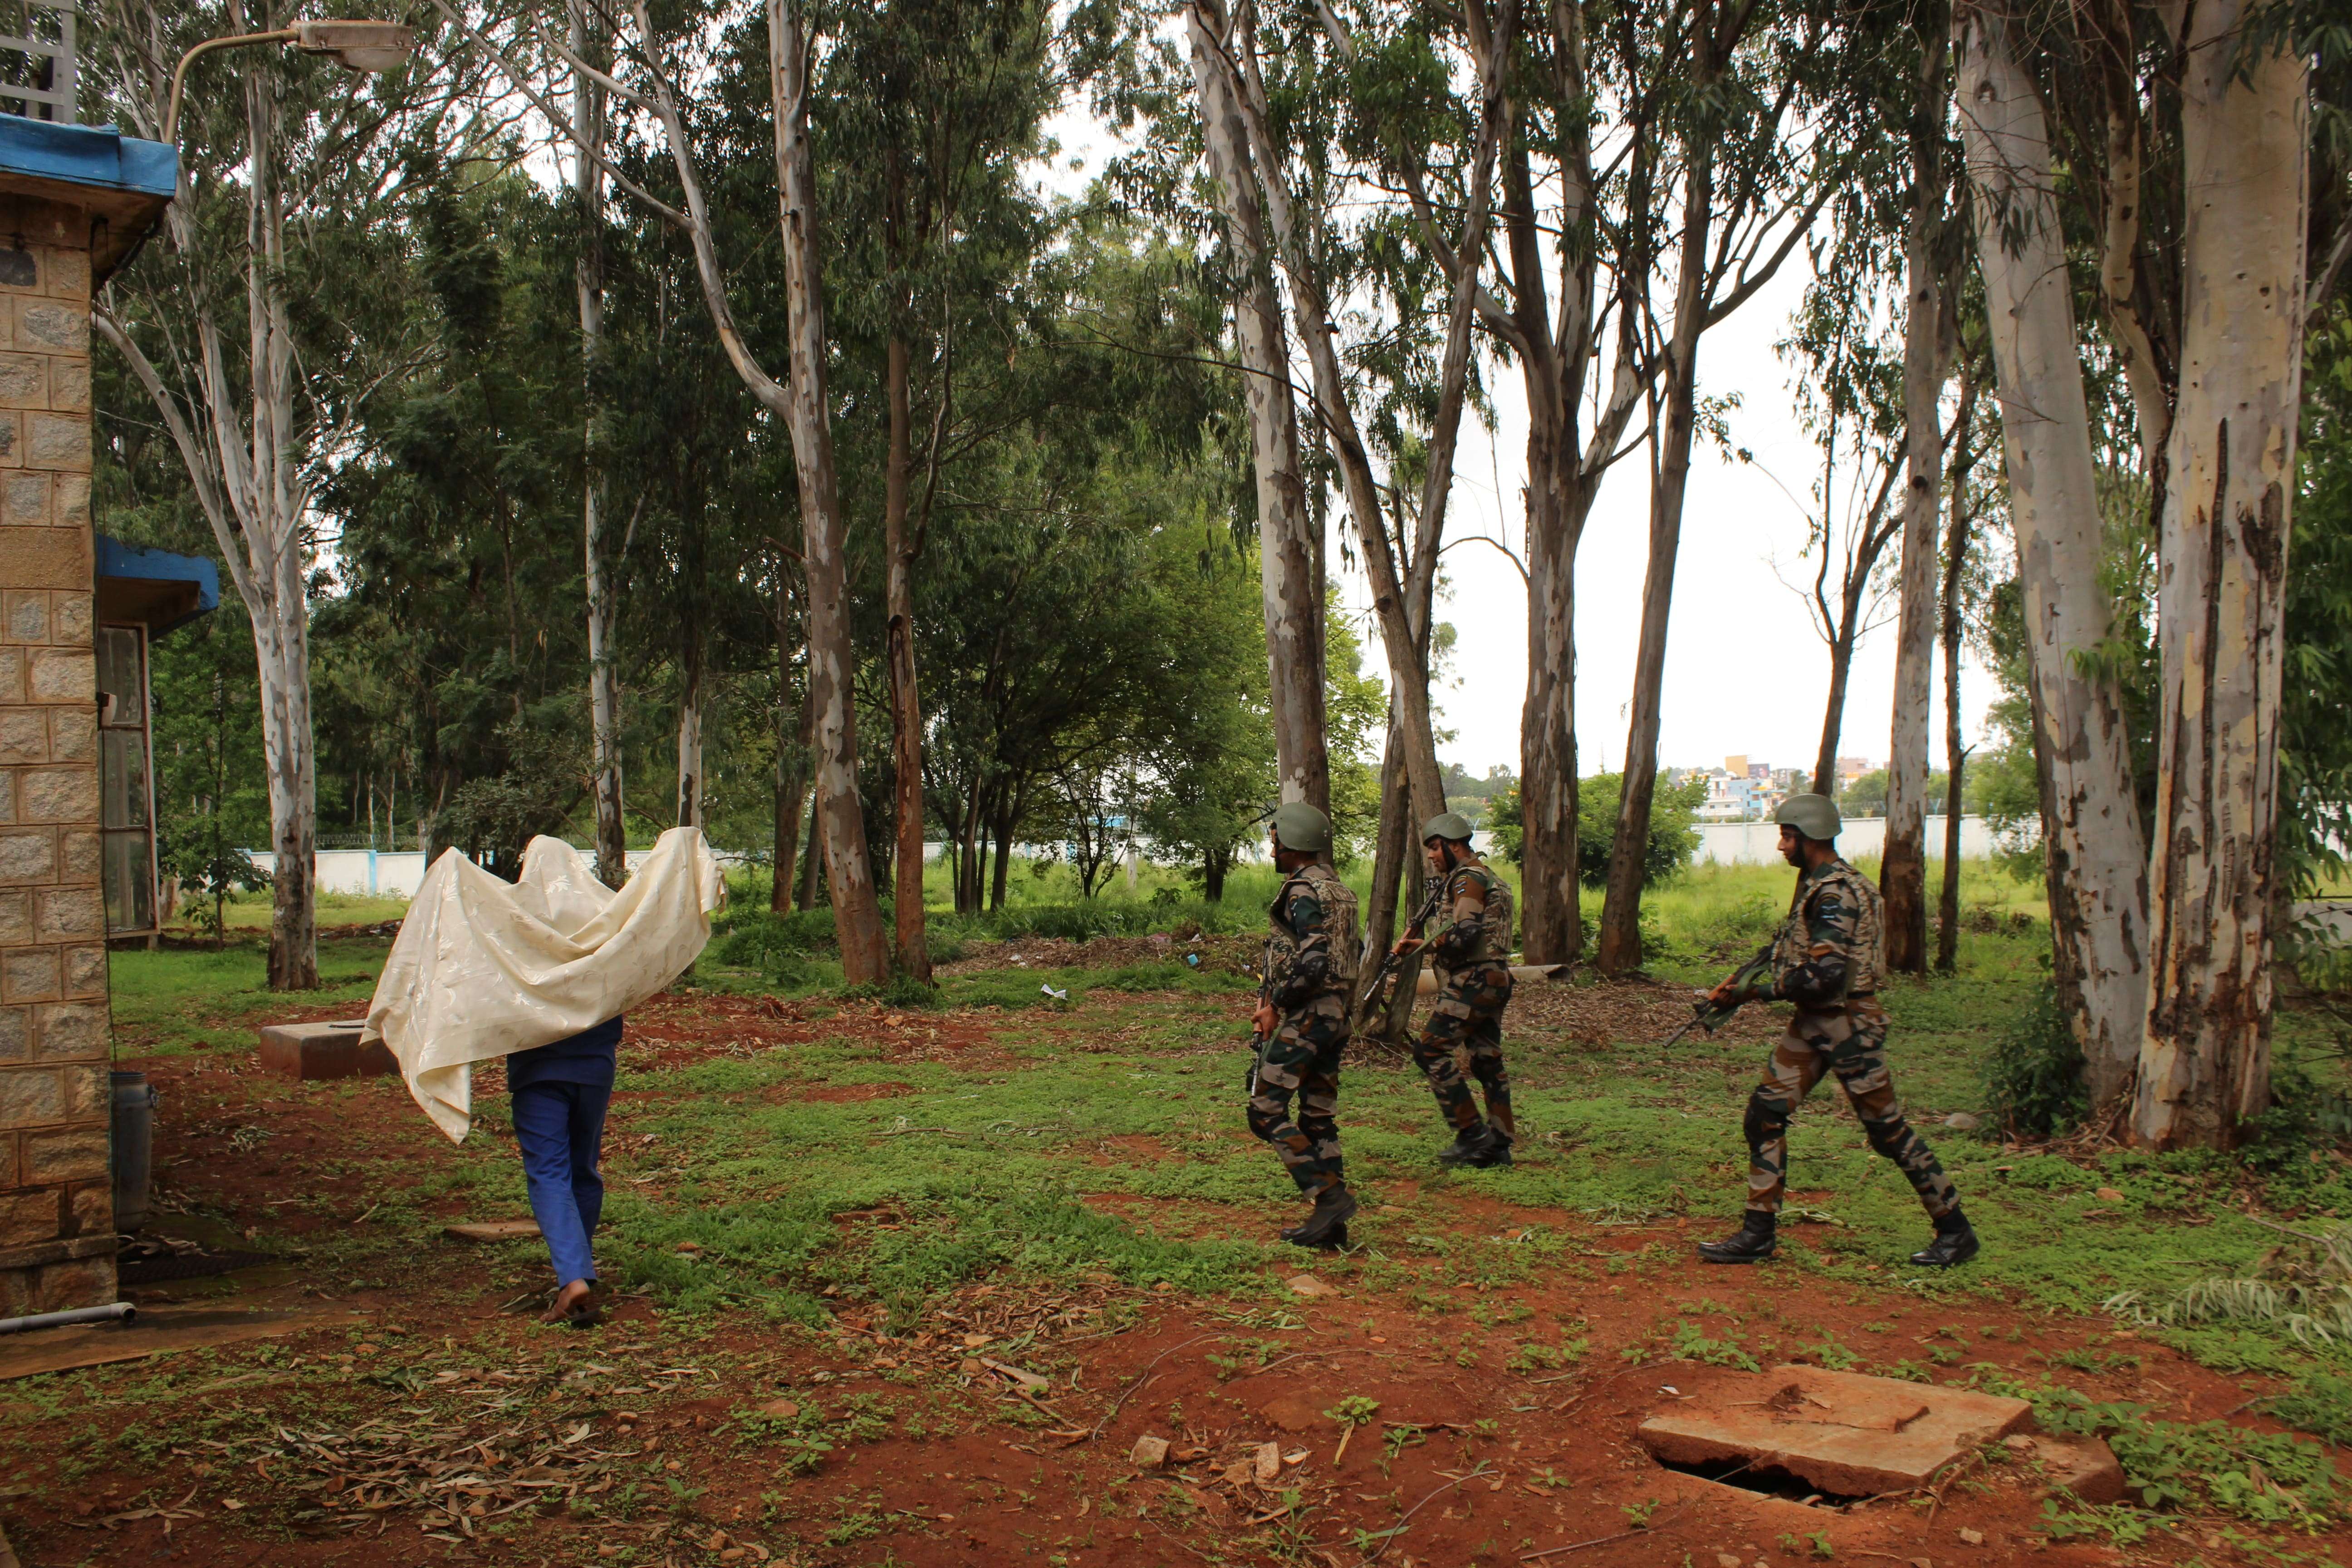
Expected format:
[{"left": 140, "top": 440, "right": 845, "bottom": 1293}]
[
  {"left": 1936, "top": 365, "right": 1982, "bottom": 975},
  {"left": 1519, "top": 403, "right": 1584, "bottom": 964},
  {"left": 1882, "top": 12, "right": 1954, "bottom": 973},
  {"left": 1353, "top": 710, "right": 1413, "bottom": 1029},
  {"left": 772, "top": 673, "right": 813, "bottom": 912},
  {"left": 259, "top": 549, "right": 318, "bottom": 989},
  {"left": 796, "top": 790, "right": 822, "bottom": 911},
  {"left": 1955, "top": 0, "right": 2149, "bottom": 1101},
  {"left": 1810, "top": 620, "right": 1861, "bottom": 799},
  {"left": 2131, "top": 5, "right": 2307, "bottom": 1149},
  {"left": 573, "top": 0, "right": 625, "bottom": 890},
  {"left": 1184, "top": 5, "right": 1329, "bottom": 815},
  {"left": 884, "top": 333, "right": 931, "bottom": 981},
  {"left": 675, "top": 641, "right": 703, "bottom": 828},
  {"left": 1596, "top": 137, "right": 1715, "bottom": 976},
  {"left": 770, "top": 0, "right": 890, "bottom": 981}
]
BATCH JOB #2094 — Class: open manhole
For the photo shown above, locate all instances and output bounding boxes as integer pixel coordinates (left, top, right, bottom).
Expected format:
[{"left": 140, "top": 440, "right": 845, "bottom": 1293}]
[
  {"left": 1636, "top": 1363, "right": 2033, "bottom": 1498},
  {"left": 1651, "top": 1452, "right": 1867, "bottom": 1509}
]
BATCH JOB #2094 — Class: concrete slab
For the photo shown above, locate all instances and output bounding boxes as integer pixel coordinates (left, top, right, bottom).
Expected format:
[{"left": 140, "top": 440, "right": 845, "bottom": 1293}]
[
  {"left": 1637, "top": 1364, "right": 2031, "bottom": 1496},
  {"left": 257, "top": 1019, "right": 397, "bottom": 1081},
  {"left": 0, "top": 1305, "right": 357, "bottom": 1380},
  {"left": 446, "top": 1219, "right": 542, "bottom": 1242},
  {"left": 2010, "top": 1433, "right": 2127, "bottom": 1504}
]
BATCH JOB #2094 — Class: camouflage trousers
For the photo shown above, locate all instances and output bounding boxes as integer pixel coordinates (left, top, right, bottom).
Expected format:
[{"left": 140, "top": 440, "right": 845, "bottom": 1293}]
[
  {"left": 1743, "top": 1000, "right": 1958, "bottom": 1219},
  {"left": 1247, "top": 991, "right": 1349, "bottom": 1198},
  {"left": 1411, "top": 963, "right": 1515, "bottom": 1139}
]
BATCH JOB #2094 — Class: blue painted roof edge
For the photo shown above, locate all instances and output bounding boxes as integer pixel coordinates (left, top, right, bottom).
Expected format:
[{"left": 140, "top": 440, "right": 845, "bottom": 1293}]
[
  {"left": 0, "top": 115, "right": 176, "bottom": 198},
  {"left": 96, "top": 534, "right": 220, "bottom": 633}
]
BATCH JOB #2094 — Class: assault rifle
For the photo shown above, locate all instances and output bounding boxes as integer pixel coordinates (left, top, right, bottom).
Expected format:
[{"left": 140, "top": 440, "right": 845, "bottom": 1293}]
[
  {"left": 1661, "top": 947, "right": 1774, "bottom": 1047},
  {"left": 1362, "top": 874, "right": 1448, "bottom": 1014}
]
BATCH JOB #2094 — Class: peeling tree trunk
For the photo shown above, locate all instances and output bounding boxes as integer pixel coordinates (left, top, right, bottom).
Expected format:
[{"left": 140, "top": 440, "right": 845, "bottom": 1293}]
[
  {"left": 1596, "top": 136, "right": 1714, "bottom": 977},
  {"left": 675, "top": 639, "right": 703, "bottom": 828},
  {"left": 573, "top": 0, "right": 626, "bottom": 891},
  {"left": 1185, "top": 5, "right": 1328, "bottom": 816},
  {"left": 1882, "top": 13, "right": 1954, "bottom": 974},
  {"left": 1955, "top": 0, "right": 2148, "bottom": 1101},
  {"left": 769, "top": 0, "right": 889, "bottom": 981},
  {"left": 2131, "top": 4, "right": 2307, "bottom": 1149},
  {"left": 1936, "top": 365, "right": 1983, "bottom": 975},
  {"left": 883, "top": 332, "right": 931, "bottom": 981}
]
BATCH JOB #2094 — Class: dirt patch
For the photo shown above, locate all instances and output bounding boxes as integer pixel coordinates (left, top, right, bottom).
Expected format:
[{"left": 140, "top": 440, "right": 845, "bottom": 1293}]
[{"left": 937, "top": 932, "right": 1257, "bottom": 977}]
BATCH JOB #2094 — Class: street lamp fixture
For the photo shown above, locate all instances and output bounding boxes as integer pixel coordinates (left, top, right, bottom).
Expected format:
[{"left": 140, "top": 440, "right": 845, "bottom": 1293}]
[{"left": 162, "top": 20, "right": 415, "bottom": 142}]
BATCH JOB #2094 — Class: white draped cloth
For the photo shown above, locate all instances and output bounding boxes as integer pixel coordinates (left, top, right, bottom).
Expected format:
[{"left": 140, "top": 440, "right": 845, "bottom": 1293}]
[{"left": 362, "top": 828, "right": 724, "bottom": 1142}]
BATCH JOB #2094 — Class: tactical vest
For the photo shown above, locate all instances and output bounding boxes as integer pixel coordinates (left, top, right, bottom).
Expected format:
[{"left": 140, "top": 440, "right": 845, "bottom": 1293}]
[
  {"left": 1769, "top": 858, "right": 1884, "bottom": 1000},
  {"left": 1438, "top": 864, "right": 1513, "bottom": 967},
  {"left": 1265, "top": 862, "right": 1362, "bottom": 995}
]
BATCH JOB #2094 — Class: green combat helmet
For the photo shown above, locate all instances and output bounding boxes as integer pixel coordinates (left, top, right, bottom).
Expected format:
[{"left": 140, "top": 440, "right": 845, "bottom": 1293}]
[
  {"left": 1270, "top": 801, "right": 1333, "bottom": 855},
  {"left": 1421, "top": 811, "right": 1475, "bottom": 844},
  {"left": 1774, "top": 792, "right": 1842, "bottom": 842}
]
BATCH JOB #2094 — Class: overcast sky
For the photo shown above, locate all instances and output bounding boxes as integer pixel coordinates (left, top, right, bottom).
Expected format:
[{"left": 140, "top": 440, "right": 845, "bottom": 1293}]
[{"left": 1037, "top": 99, "right": 2001, "bottom": 785}]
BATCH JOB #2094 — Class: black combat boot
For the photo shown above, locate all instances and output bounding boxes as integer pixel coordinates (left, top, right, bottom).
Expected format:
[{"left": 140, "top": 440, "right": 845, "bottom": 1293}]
[
  {"left": 1436, "top": 1124, "right": 1512, "bottom": 1168},
  {"left": 1283, "top": 1185, "right": 1358, "bottom": 1250},
  {"left": 1908, "top": 1208, "right": 1979, "bottom": 1268},
  {"left": 1695, "top": 1211, "right": 1778, "bottom": 1264}
]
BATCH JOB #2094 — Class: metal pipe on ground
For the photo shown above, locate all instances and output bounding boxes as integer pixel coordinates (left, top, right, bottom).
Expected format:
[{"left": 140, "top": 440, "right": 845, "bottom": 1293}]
[{"left": 0, "top": 1302, "right": 136, "bottom": 1335}]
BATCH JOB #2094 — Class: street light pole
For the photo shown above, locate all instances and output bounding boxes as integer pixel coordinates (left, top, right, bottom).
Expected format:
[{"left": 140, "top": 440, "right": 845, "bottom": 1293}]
[{"left": 162, "top": 20, "right": 414, "bottom": 142}]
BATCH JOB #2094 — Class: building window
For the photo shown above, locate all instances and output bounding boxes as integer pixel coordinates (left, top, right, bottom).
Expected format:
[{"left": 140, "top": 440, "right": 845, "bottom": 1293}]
[{"left": 97, "top": 623, "right": 157, "bottom": 935}]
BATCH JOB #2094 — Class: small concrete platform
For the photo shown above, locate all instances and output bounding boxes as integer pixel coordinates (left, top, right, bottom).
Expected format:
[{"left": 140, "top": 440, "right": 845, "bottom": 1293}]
[
  {"left": 257, "top": 1020, "right": 397, "bottom": 1081},
  {"left": 1637, "top": 1363, "right": 2032, "bottom": 1496}
]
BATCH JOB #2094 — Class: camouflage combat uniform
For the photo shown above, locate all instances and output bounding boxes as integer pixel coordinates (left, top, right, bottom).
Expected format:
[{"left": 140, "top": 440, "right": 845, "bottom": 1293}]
[
  {"left": 1250, "top": 863, "right": 1361, "bottom": 1199},
  {"left": 1410, "top": 862, "right": 1516, "bottom": 1140},
  {"left": 1728, "top": 858, "right": 1958, "bottom": 1219}
]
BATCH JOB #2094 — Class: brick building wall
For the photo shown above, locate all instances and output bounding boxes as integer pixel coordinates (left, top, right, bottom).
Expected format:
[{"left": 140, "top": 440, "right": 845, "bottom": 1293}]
[{"left": 0, "top": 192, "right": 112, "bottom": 1317}]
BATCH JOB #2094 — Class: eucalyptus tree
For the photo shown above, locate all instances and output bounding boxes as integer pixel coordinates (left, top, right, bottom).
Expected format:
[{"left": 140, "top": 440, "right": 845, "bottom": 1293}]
[
  {"left": 1592, "top": 0, "right": 1840, "bottom": 975},
  {"left": 441, "top": 0, "right": 894, "bottom": 982},
  {"left": 89, "top": 0, "right": 495, "bottom": 987}
]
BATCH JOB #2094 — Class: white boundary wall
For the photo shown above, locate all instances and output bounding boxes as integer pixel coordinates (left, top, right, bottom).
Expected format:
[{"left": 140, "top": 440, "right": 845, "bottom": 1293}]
[{"left": 1693, "top": 815, "right": 2019, "bottom": 866}]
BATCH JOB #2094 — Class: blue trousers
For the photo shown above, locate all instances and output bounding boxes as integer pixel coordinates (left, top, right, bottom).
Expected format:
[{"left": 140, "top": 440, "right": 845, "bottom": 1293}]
[{"left": 512, "top": 1079, "right": 610, "bottom": 1289}]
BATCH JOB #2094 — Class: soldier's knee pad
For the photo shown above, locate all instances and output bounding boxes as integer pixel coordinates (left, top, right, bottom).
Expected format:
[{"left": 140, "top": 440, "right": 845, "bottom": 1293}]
[{"left": 1743, "top": 1090, "right": 1785, "bottom": 1147}]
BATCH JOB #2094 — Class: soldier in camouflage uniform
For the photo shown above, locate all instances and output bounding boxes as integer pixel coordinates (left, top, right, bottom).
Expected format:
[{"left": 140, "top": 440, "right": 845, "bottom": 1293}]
[
  {"left": 1392, "top": 812, "right": 1516, "bottom": 1169},
  {"left": 1695, "top": 794, "right": 1979, "bottom": 1268},
  {"left": 1248, "top": 802, "right": 1362, "bottom": 1250}
]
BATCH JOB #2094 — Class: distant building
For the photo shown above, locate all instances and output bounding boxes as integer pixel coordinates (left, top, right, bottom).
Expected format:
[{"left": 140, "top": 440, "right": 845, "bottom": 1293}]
[
  {"left": 1723, "top": 754, "right": 1748, "bottom": 779},
  {"left": 1836, "top": 755, "right": 1872, "bottom": 786}
]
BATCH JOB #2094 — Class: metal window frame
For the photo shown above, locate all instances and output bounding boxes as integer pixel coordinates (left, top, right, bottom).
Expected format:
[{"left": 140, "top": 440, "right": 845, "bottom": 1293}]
[{"left": 0, "top": 0, "right": 75, "bottom": 125}]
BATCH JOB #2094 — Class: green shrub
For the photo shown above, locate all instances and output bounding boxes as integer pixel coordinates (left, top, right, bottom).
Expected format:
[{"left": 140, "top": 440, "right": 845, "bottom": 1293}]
[
  {"left": 2270, "top": 1372, "right": 2352, "bottom": 1445},
  {"left": 1983, "top": 981, "right": 2087, "bottom": 1137}
]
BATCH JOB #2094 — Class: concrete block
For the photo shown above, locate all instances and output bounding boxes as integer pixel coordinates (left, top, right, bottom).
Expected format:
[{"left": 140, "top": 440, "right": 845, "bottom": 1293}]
[
  {"left": 0, "top": 828, "right": 54, "bottom": 883},
  {"left": 60, "top": 1063, "right": 101, "bottom": 1118},
  {"left": 47, "top": 357, "right": 86, "bottom": 414},
  {"left": 2018, "top": 1434, "right": 2127, "bottom": 1504},
  {"left": 0, "top": 707, "right": 44, "bottom": 764},
  {"left": 0, "top": 890, "right": 24, "bottom": 942},
  {"left": 259, "top": 1019, "right": 396, "bottom": 1081},
  {"left": 49, "top": 591, "right": 88, "bottom": 643},
  {"left": 0, "top": 773, "right": 12, "bottom": 824},
  {"left": 0, "top": 647, "right": 21, "bottom": 701},
  {"left": 0, "top": 406, "right": 22, "bottom": 467},
  {"left": 60, "top": 945, "right": 101, "bottom": 998},
  {"left": 58, "top": 829, "right": 96, "bottom": 879},
  {"left": 0, "top": 1063, "right": 62, "bottom": 1124},
  {"left": 0, "top": 1004, "right": 23, "bottom": 1061},
  {"left": 15, "top": 299, "right": 85, "bottom": 353},
  {"left": 24, "top": 410, "right": 88, "bottom": 472},
  {"left": 3, "top": 589, "right": 45, "bottom": 642},
  {"left": 0, "top": 1186, "right": 56, "bottom": 1247},
  {"left": 15, "top": 764, "right": 93, "bottom": 824},
  {"left": 25, "top": 647, "right": 91, "bottom": 704},
  {"left": 46, "top": 705, "right": 89, "bottom": 763},
  {"left": 43, "top": 246, "right": 88, "bottom": 299},
  {"left": 33, "top": 886, "right": 99, "bottom": 941},
  {"left": 22, "top": 1124, "right": 105, "bottom": 1182},
  {"left": 0, "top": 352, "right": 45, "bottom": 407},
  {"left": 0, "top": 517, "right": 82, "bottom": 588},
  {"left": 0, "top": 946, "right": 57, "bottom": 1003},
  {"left": 1636, "top": 1364, "right": 2033, "bottom": 1497},
  {"left": 2, "top": 471, "right": 49, "bottom": 526},
  {"left": 0, "top": 247, "right": 38, "bottom": 290},
  {"left": 66, "top": 1177, "right": 108, "bottom": 1236},
  {"left": 50, "top": 473, "right": 84, "bottom": 527},
  {"left": 34, "top": 1001, "right": 106, "bottom": 1060}
]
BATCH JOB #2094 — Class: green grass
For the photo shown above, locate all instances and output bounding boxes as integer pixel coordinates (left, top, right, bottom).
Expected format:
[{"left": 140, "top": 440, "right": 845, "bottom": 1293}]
[{"left": 107, "top": 936, "right": 386, "bottom": 1055}]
